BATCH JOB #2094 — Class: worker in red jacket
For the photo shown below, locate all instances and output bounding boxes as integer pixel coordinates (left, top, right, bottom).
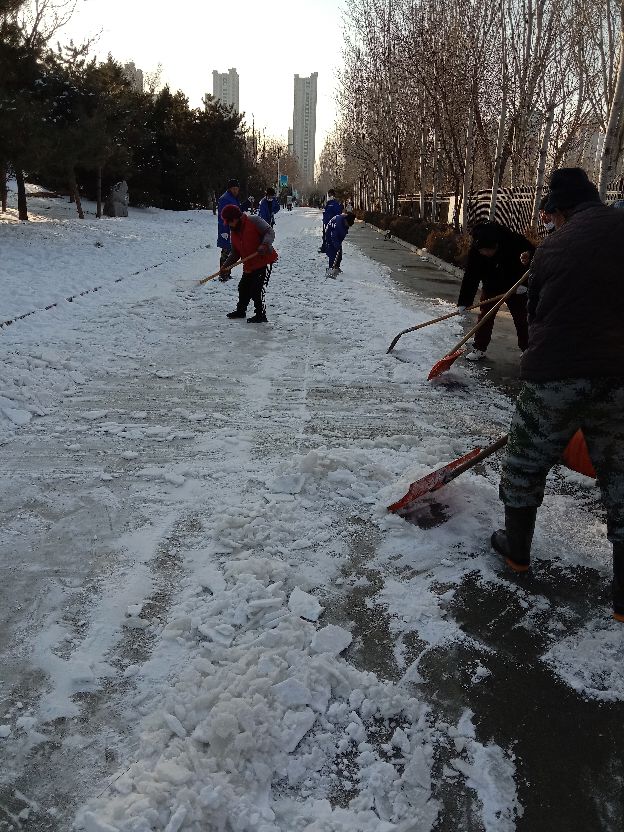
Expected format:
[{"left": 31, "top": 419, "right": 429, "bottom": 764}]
[{"left": 219, "top": 205, "right": 278, "bottom": 323}]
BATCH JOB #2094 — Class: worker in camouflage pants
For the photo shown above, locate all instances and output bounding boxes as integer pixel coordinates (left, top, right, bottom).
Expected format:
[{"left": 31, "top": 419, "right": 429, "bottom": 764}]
[
  {"left": 500, "top": 378, "right": 624, "bottom": 528},
  {"left": 491, "top": 168, "right": 624, "bottom": 621}
]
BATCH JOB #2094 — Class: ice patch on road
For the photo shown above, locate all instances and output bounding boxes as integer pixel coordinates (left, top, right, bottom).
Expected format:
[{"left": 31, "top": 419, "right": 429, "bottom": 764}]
[{"left": 542, "top": 619, "right": 624, "bottom": 702}]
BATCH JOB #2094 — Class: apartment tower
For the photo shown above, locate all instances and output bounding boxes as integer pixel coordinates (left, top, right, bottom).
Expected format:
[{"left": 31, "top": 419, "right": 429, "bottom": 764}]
[
  {"left": 212, "top": 68, "right": 240, "bottom": 112},
  {"left": 292, "top": 73, "right": 318, "bottom": 184}
]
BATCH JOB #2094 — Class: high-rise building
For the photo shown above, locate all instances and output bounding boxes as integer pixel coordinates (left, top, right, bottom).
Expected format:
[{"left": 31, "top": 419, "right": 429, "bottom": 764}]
[
  {"left": 123, "top": 62, "right": 144, "bottom": 93},
  {"left": 291, "top": 73, "right": 317, "bottom": 184},
  {"left": 212, "top": 68, "right": 239, "bottom": 112}
]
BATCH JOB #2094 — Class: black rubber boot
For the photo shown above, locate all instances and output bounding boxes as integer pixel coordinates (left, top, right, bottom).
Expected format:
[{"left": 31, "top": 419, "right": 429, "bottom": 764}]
[
  {"left": 247, "top": 314, "right": 268, "bottom": 323},
  {"left": 491, "top": 506, "right": 537, "bottom": 573},
  {"left": 226, "top": 310, "right": 246, "bottom": 319},
  {"left": 612, "top": 542, "right": 624, "bottom": 622}
]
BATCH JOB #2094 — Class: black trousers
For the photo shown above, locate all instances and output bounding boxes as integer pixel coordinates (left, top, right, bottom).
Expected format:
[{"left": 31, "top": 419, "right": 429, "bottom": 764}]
[{"left": 236, "top": 265, "right": 272, "bottom": 317}]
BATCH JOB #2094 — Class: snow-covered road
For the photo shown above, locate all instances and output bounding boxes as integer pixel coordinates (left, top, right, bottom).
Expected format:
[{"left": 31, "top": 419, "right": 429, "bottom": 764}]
[{"left": 1, "top": 194, "right": 623, "bottom": 831}]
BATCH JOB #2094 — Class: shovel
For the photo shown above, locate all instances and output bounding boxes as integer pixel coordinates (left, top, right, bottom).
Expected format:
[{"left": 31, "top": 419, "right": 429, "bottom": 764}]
[
  {"left": 387, "top": 436, "right": 509, "bottom": 513},
  {"left": 387, "top": 292, "right": 507, "bottom": 353},
  {"left": 388, "top": 428, "right": 596, "bottom": 515},
  {"left": 198, "top": 252, "right": 258, "bottom": 286},
  {"left": 427, "top": 271, "right": 530, "bottom": 379}
]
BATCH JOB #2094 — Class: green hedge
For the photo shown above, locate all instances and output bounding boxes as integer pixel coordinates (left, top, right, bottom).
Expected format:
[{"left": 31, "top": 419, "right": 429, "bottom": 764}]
[{"left": 357, "top": 210, "right": 469, "bottom": 267}]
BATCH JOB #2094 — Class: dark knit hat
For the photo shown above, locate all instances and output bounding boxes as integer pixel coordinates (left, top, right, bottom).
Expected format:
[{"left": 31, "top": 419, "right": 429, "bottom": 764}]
[
  {"left": 472, "top": 221, "right": 500, "bottom": 248},
  {"left": 227, "top": 178, "right": 240, "bottom": 189},
  {"left": 221, "top": 204, "right": 242, "bottom": 222},
  {"left": 544, "top": 167, "right": 600, "bottom": 212}
]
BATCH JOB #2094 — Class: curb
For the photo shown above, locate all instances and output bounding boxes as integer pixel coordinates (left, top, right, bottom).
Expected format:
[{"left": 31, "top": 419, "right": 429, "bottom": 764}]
[{"left": 357, "top": 220, "right": 463, "bottom": 280}]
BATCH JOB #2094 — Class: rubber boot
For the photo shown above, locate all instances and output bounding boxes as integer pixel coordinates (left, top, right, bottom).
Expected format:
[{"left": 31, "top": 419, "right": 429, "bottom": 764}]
[
  {"left": 612, "top": 542, "right": 624, "bottom": 622},
  {"left": 491, "top": 506, "right": 537, "bottom": 573}
]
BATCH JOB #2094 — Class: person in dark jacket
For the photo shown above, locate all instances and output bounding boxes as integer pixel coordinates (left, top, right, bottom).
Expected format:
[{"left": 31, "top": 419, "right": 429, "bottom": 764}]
[
  {"left": 320, "top": 189, "right": 343, "bottom": 252},
  {"left": 258, "top": 188, "right": 280, "bottom": 226},
  {"left": 457, "top": 221, "right": 534, "bottom": 360},
  {"left": 325, "top": 212, "right": 355, "bottom": 277},
  {"left": 219, "top": 204, "right": 278, "bottom": 323},
  {"left": 492, "top": 167, "right": 624, "bottom": 622}
]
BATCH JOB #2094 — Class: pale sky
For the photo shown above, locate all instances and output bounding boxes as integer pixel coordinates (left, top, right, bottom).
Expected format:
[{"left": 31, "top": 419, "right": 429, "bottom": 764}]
[{"left": 56, "top": 0, "right": 345, "bottom": 163}]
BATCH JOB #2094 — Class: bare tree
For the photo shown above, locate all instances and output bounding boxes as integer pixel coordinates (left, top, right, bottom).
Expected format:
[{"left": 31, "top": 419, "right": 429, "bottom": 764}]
[{"left": 598, "top": 1, "right": 624, "bottom": 195}]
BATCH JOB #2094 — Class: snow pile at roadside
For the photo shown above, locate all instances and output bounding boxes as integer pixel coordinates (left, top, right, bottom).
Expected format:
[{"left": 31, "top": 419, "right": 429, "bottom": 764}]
[
  {"left": 74, "top": 436, "right": 523, "bottom": 831},
  {"left": 80, "top": 556, "right": 439, "bottom": 832}
]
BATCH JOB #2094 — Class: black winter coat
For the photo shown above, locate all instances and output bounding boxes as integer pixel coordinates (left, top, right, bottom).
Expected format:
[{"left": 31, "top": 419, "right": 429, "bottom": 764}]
[
  {"left": 457, "top": 224, "right": 534, "bottom": 307},
  {"left": 521, "top": 201, "right": 624, "bottom": 382}
]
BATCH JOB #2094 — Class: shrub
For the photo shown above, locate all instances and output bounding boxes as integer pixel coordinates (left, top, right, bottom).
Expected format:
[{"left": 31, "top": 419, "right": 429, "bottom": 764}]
[
  {"left": 363, "top": 210, "right": 392, "bottom": 230},
  {"left": 390, "top": 218, "right": 437, "bottom": 248},
  {"left": 424, "top": 228, "right": 464, "bottom": 266}
]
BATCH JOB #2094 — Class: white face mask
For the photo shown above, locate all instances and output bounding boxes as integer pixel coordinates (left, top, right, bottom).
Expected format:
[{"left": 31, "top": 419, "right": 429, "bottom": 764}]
[{"left": 544, "top": 221, "right": 555, "bottom": 231}]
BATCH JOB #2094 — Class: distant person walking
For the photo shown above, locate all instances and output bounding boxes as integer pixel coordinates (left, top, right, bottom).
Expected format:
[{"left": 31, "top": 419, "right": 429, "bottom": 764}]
[
  {"left": 258, "top": 188, "right": 280, "bottom": 226},
  {"left": 457, "top": 221, "right": 535, "bottom": 361},
  {"left": 325, "top": 212, "right": 355, "bottom": 277},
  {"left": 219, "top": 205, "right": 278, "bottom": 323},
  {"left": 320, "top": 189, "right": 343, "bottom": 253}
]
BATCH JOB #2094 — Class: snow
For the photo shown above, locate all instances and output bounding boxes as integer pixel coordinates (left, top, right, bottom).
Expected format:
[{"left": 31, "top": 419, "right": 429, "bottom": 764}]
[
  {"left": 289, "top": 587, "right": 325, "bottom": 621},
  {"left": 311, "top": 625, "right": 353, "bottom": 656},
  {"left": 0, "top": 187, "right": 619, "bottom": 830}
]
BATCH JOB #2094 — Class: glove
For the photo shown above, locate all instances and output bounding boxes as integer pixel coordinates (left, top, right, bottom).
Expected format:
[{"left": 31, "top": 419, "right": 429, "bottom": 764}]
[
  {"left": 515, "top": 285, "right": 528, "bottom": 295},
  {"left": 257, "top": 244, "right": 269, "bottom": 255},
  {"left": 520, "top": 251, "right": 532, "bottom": 266},
  {"left": 457, "top": 305, "right": 467, "bottom": 313},
  {"left": 218, "top": 272, "right": 231, "bottom": 282}
]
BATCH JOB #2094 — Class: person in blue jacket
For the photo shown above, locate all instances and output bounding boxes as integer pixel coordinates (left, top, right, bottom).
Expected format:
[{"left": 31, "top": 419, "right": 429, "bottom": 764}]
[
  {"left": 325, "top": 212, "right": 355, "bottom": 277},
  {"left": 217, "top": 179, "right": 242, "bottom": 267},
  {"left": 320, "top": 189, "right": 343, "bottom": 252},
  {"left": 258, "top": 187, "right": 280, "bottom": 226}
]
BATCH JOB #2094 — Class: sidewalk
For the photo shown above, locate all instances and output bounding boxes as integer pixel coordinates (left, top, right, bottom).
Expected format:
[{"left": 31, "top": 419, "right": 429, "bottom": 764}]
[{"left": 348, "top": 221, "right": 525, "bottom": 395}]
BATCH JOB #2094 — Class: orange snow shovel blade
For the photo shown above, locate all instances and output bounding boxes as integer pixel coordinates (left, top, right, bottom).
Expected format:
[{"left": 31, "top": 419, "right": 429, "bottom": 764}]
[
  {"left": 562, "top": 428, "right": 597, "bottom": 478},
  {"left": 387, "top": 447, "right": 481, "bottom": 513},
  {"left": 427, "top": 350, "right": 464, "bottom": 380}
]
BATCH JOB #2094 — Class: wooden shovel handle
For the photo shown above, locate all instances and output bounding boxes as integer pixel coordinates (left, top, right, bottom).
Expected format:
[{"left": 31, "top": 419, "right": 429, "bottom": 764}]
[
  {"left": 443, "top": 435, "right": 509, "bottom": 484},
  {"left": 445, "top": 270, "right": 531, "bottom": 356},
  {"left": 198, "top": 252, "right": 258, "bottom": 286},
  {"left": 387, "top": 292, "right": 507, "bottom": 353}
]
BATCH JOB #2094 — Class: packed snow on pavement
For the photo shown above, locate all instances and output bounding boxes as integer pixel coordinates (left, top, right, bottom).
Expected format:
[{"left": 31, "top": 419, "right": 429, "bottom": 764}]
[{"left": 1, "top": 188, "right": 623, "bottom": 832}]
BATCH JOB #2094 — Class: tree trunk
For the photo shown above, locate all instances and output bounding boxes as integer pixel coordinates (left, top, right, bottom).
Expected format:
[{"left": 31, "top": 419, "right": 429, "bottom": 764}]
[
  {"left": 419, "top": 104, "right": 426, "bottom": 220},
  {"left": 489, "top": 76, "right": 508, "bottom": 220},
  {"left": 69, "top": 170, "right": 85, "bottom": 219},
  {"left": 532, "top": 104, "right": 554, "bottom": 225},
  {"left": 0, "top": 161, "right": 7, "bottom": 212},
  {"left": 96, "top": 165, "right": 102, "bottom": 218},
  {"left": 16, "top": 170, "right": 28, "bottom": 221},
  {"left": 461, "top": 107, "right": 475, "bottom": 231},
  {"left": 453, "top": 179, "right": 461, "bottom": 232},
  {"left": 431, "top": 128, "right": 439, "bottom": 222},
  {"left": 598, "top": 13, "right": 624, "bottom": 199}
]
